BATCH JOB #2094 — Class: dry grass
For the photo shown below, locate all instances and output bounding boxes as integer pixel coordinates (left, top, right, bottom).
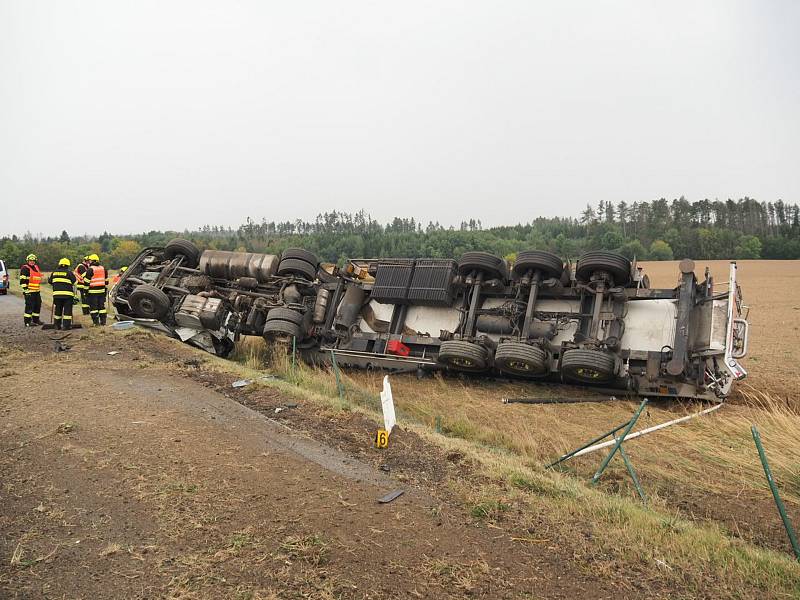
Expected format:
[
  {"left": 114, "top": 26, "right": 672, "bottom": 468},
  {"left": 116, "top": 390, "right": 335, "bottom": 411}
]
[{"left": 221, "top": 286, "right": 800, "bottom": 596}]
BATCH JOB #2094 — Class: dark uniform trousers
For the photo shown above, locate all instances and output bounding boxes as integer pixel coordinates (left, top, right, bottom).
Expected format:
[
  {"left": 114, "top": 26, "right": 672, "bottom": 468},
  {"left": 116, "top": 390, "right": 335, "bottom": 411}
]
[
  {"left": 88, "top": 292, "right": 107, "bottom": 325},
  {"left": 24, "top": 292, "right": 42, "bottom": 325},
  {"left": 53, "top": 297, "right": 74, "bottom": 329}
]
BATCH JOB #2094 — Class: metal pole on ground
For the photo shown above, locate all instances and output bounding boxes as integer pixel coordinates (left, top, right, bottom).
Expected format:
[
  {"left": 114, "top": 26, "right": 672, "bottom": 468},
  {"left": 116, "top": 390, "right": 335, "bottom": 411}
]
[
  {"left": 616, "top": 438, "right": 647, "bottom": 505},
  {"left": 751, "top": 425, "right": 800, "bottom": 561},
  {"left": 546, "top": 421, "right": 630, "bottom": 470},
  {"left": 590, "top": 398, "right": 648, "bottom": 485},
  {"left": 330, "top": 349, "right": 345, "bottom": 400}
]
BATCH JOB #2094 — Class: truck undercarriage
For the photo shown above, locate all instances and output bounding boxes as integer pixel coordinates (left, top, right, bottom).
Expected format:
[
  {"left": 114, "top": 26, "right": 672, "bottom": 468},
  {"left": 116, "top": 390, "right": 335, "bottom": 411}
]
[{"left": 110, "top": 240, "right": 749, "bottom": 401}]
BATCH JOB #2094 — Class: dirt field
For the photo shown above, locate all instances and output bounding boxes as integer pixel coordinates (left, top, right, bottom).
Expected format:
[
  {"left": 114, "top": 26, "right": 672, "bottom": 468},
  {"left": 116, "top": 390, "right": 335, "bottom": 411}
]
[
  {"left": 0, "top": 296, "right": 623, "bottom": 599},
  {"left": 2, "top": 259, "right": 800, "bottom": 599}
]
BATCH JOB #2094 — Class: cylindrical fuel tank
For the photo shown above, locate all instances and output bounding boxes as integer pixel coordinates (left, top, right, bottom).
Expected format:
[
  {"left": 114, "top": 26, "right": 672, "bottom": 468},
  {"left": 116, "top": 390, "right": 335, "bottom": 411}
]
[
  {"left": 199, "top": 250, "right": 278, "bottom": 284},
  {"left": 334, "top": 285, "right": 365, "bottom": 330}
]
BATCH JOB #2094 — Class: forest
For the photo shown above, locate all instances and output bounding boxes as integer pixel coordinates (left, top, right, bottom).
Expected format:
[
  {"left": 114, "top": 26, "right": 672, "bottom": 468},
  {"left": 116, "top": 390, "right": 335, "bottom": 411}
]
[{"left": 2, "top": 197, "right": 799, "bottom": 269}]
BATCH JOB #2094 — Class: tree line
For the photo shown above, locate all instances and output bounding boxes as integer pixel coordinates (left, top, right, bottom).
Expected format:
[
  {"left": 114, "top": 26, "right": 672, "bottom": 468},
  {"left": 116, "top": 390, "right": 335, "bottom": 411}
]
[{"left": 2, "top": 197, "right": 799, "bottom": 269}]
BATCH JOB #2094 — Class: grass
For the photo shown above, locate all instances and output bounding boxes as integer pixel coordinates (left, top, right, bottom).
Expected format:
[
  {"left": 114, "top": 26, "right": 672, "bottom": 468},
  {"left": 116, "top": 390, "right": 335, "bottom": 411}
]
[
  {"left": 219, "top": 335, "right": 800, "bottom": 597},
  {"left": 279, "top": 534, "right": 328, "bottom": 566}
]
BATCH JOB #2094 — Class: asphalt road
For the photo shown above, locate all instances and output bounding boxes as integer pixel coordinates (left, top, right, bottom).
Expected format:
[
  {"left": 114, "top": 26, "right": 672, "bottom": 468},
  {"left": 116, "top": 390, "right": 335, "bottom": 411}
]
[{"left": 0, "top": 292, "right": 23, "bottom": 318}]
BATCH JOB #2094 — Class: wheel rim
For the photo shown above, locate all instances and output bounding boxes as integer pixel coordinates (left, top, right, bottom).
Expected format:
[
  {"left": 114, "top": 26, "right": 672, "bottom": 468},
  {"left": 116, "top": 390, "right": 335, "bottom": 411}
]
[
  {"left": 450, "top": 356, "right": 475, "bottom": 368},
  {"left": 139, "top": 299, "right": 154, "bottom": 314},
  {"left": 507, "top": 359, "right": 534, "bottom": 372},
  {"left": 575, "top": 367, "right": 603, "bottom": 379}
]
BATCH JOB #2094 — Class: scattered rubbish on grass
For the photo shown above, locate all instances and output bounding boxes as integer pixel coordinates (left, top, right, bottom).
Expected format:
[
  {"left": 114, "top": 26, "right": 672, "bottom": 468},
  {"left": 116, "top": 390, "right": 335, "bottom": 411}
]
[
  {"left": 274, "top": 407, "right": 285, "bottom": 414},
  {"left": 107, "top": 351, "right": 120, "bottom": 356},
  {"left": 112, "top": 321, "right": 136, "bottom": 331},
  {"left": 232, "top": 379, "right": 252, "bottom": 388},
  {"left": 377, "top": 489, "right": 404, "bottom": 504},
  {"left": 379, "top": 464, "right": 391, "bottom": 473},
  {"left": 53, "top": 341, "right": 70, "bottom": 352}
]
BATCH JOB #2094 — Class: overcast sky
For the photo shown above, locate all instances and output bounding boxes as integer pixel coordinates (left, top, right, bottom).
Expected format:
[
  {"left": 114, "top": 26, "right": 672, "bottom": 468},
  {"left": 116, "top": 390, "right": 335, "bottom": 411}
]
[{"left": 1, "top": 1, "right": 798, "bottom": 237}]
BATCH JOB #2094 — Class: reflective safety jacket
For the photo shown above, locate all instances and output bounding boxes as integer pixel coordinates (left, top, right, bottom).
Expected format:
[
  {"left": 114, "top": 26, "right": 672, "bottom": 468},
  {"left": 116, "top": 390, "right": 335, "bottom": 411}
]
[
  {"left": 86, "top": 265, "right": 109, "bottom": 293},
  {"left": 20, "top": 263, "right": 42, "bottom": 292},
  {"left": 74, "top": 263, "right": 90, "bottom": 290},
  {"left": 48, "top": 269, "right": 76, "bottom": 297}
]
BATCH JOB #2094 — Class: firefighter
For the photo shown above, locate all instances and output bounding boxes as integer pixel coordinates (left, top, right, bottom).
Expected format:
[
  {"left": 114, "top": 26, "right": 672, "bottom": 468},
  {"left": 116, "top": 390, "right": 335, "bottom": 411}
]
[
  {"left": 110, "top": 266, "right": 127, "bottom": 288},
  {"left": 48, "top": 258, "right": 76, "bottom": 330},
  {"left": 74, "top": 255, "right": 91, "bottom": 315},
  {"left": 20, "top": 254, "right": 43, "bottom": 326},
  {"left": 84, "top": 254, "right": 109, "bottom": 325}
]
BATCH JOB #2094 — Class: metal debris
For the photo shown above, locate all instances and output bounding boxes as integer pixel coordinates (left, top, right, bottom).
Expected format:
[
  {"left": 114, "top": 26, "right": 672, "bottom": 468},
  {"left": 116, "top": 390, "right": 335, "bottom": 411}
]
[{"left": 377, "top": 489, "right": 404, "bottom": 504}]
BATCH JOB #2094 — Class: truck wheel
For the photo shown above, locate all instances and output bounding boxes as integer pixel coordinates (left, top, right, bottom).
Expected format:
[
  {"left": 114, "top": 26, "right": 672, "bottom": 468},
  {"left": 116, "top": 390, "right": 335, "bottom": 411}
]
[
  {"left": 164, "top": 238, "right": 201, "bottom": 269},
  {"left": 495, "top": 342, "right": 549, "bottom": 377},
  {"left": 561, "top": 348, "right": 616, "bottom": 383},
  {"left": 277, "top": 258, "right": 317, "bottom": 280},
  {"left": 129, "top": 285, "right": 171, "bottom": 319},
  {"left": 263, "top": 319, "right": 303, "bottom": 341},
  {"left": 437, "top": 340, "right": 489, "bottom": 371},
  {"left": 575, "top": 252, "right": 631, "bottom": 286},
  {"left": 512, "top": 251, "right": 564, "bottom": 280},
  {"left": 280, "top": 248, "right": 319, "bottom": 267},
  {"left": 457, "top": 252, "right": 508, "bottom": 281}
]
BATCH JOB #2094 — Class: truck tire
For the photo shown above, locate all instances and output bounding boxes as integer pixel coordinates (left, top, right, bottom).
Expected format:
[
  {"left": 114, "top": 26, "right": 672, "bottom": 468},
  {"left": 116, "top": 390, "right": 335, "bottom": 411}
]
[
  {"left": 495, "top": 342, "right": 549, "bottom": 377},
  {"left": 277, "top": 258, "right": 317, "bottom": 280},
  {"left": 457, "top": 252, "right": 508, "bottom": 281},
  {"left": 164, "top": 238, "right": 201, "bottom": 269},
  {"left": 512, "top": 251, "right": 564, "bottom": 280},
  {"left": 129, "top": 285, "right": 171, "bottom": 319},
  {"left": 575, "top": 251, "right": 631, "bottom": 286},
  {"left": 561, "top": 348, "right": 616, "bottom": 383},
  {"left": 437, "top": 340, "right": 489, "bottom": 371},
  {"left": 263, "top": 319, "right": 303, "bottom": 341},
  {"left": 265, "top": 307, "right": 304, "bottom": 326},
  {"left": 280, "top": 248, "right": 319, "bottom": 267}
]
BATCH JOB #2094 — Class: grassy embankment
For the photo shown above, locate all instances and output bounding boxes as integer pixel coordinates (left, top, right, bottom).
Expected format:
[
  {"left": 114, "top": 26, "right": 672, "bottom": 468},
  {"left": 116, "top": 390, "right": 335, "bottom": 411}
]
[{"left": 218, "top": 334, "right": 800, "bottom": 598}]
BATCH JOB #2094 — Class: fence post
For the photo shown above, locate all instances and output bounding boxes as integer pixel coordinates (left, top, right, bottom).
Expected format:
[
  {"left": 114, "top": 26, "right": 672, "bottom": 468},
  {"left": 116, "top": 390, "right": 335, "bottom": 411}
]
[
  {"left": 591, "top": 398, "right": 648, "bottom": 485},
  {"left": 330, "top": 349, "right": 345, "bottom": 400},
  {"left": 751, "top": 425, "right": 800, "bottom": 561}
]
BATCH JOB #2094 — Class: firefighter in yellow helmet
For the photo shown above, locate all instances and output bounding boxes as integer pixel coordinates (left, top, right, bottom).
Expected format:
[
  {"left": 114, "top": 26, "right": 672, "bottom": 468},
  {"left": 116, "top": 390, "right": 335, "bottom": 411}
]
[
  {"left": 83, "top": 254, "right": 109, "bottom": 325},
  {"left": 48, "top": 258, "right": 76, "bottom": 330},
  {"left": 73, "top": 255, "right": 91, "bottom": 315},
  {"left": 110, "top": 266, "right": 127, "bottom": 288},
  {"left": 20, "top": 253, "right": 43, "bottom": 326}
]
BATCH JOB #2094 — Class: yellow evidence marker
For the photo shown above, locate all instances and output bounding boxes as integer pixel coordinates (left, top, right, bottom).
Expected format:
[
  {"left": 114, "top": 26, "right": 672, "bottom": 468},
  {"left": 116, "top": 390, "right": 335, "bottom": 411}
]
[{"left": 375, "top": 428, "right": 389, "bottom": 448}]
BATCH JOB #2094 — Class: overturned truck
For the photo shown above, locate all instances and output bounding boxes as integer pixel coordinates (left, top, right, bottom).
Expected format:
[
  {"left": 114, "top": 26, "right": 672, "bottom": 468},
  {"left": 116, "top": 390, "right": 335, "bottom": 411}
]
[{"left": 110, "top": 240, "right": 749, "bottom": 401}]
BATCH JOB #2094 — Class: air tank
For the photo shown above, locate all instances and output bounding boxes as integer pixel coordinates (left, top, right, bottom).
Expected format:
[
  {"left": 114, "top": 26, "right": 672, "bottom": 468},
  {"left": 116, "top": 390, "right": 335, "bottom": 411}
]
[
  {"left": 313, "top": 288, "right": 331, "bottom": 323},
  {"left": 334, "top": 285, "right": 365, "bottom": 330}
]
